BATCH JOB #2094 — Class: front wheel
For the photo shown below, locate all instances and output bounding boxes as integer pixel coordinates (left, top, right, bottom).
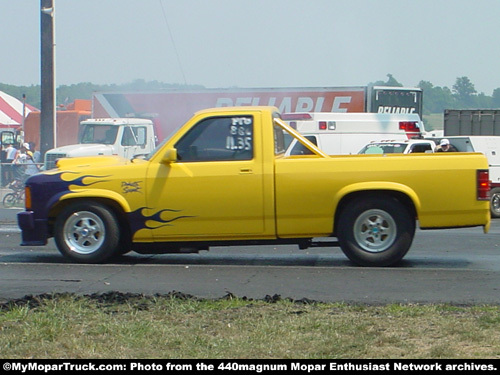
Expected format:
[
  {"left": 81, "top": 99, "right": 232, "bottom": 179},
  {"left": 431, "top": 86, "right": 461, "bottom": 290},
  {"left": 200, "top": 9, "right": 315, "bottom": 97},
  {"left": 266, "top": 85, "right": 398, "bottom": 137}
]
[
  {"left": 337, "top": 196, "right": 415, "bottom": 267},
  {"left": 54, "top": 202, "right": 121, "bottom": 263}
]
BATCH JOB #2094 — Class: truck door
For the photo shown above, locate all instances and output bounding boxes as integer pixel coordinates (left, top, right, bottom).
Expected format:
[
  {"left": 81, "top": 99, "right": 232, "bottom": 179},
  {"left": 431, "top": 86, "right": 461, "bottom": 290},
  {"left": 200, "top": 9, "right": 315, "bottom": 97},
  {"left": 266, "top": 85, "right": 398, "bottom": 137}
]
[
  {"left": 120, "top": 126, "right": 149, "bottom": 159},
  {"left": 145, "top": 114, "right": 266, "bottom": 239}
]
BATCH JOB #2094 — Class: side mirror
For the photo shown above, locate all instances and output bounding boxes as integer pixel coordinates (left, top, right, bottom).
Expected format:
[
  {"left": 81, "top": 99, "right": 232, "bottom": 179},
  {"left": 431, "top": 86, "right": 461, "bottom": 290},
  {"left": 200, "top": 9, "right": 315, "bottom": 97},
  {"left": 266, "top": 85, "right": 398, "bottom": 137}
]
[{"left": 162, "top": 148, "right": 178, "bottom": 163}]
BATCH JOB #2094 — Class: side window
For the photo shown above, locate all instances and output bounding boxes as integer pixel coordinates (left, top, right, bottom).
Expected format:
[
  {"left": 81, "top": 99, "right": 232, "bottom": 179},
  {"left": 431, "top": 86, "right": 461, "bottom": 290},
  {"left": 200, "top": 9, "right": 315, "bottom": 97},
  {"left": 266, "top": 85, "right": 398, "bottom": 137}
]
[
  {"left": 136, "top": 127, "right": 146, "bottom": 145},
  {"left": 121, "top": 126, "right": 147, "bottom": 146},
  {"left": 175, "top": 116, "right": 253, "bottom": 162},
  {"left": 410, "top": 144, "right": 432, "bottom": 153},
  {"left": 121, "top": 127, "right": 135, "bottom": 146},
  {"left": 274, "top": 125, "right": 286, "bottom": 155},
  {"left": 290, "top": 136, "right": 318, "bottom": 155}
]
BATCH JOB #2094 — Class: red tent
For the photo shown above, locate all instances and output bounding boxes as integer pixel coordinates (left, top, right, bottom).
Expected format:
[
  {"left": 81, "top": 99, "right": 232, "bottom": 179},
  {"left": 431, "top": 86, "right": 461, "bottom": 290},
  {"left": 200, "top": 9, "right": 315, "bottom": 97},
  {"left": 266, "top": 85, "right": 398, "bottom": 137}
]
[{"left": 0, "top": 91, "right": 38, "bottom": 128}]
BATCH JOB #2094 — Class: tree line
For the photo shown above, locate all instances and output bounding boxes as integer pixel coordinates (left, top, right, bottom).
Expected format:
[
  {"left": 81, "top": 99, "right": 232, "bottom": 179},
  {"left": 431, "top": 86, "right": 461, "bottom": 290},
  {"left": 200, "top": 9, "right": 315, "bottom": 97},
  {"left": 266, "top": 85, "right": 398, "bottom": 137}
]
[
  {"left": 1, "top": 75, "right": 499, "bottom": 115},
  {"left": 373, "top": 74, "right": 500, "bottom": 114}
]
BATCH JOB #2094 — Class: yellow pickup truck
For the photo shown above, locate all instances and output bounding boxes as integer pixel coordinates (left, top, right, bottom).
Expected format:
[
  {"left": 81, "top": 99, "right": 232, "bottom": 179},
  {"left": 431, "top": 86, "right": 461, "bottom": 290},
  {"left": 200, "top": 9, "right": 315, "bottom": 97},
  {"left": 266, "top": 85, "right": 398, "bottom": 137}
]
[{"left": 18, "top": 107, "right": 491, "bottom": 266}]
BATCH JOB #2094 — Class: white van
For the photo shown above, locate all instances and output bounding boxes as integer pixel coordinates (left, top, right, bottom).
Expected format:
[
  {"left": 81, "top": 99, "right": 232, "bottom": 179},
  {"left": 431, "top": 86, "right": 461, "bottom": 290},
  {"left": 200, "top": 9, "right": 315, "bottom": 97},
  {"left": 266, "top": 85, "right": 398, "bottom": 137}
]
[{"left": 283, "top": 112, "right": 424, "bottom": 156}]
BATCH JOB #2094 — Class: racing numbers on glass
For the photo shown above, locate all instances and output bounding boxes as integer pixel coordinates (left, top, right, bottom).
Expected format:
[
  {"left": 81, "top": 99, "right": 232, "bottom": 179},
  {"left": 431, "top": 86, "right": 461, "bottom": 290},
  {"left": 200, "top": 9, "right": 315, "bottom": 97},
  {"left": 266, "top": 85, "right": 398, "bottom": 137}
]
[{"left": 226, "top": 117, "right": 252, "bottom": 151}]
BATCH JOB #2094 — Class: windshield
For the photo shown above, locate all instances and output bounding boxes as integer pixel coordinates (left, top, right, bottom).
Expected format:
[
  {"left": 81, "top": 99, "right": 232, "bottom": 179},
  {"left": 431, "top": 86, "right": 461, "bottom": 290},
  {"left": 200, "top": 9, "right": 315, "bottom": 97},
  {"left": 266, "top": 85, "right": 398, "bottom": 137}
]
[
  {"left": 359, "top": 143, "right": 407, "bottom": 154},
  {"left": 80, "top": 125, "right": 118, "bottom": 145}
]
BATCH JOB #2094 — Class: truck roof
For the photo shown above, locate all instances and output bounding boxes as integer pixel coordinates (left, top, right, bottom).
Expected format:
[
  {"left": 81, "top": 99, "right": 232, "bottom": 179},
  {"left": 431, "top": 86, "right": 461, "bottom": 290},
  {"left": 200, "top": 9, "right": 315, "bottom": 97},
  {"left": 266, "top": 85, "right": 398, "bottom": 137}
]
[
  {"left": 366, "top": 139, "right": 434, "bottom": 144},
  {"left": 194, "top": 106, "right": 279, "bottom": 116},
  {"left": 284, "top": 112, "right": 422, "bottom": 122},
  {"left": 81, "top": 118, "right": 153, "bottom": 126}
]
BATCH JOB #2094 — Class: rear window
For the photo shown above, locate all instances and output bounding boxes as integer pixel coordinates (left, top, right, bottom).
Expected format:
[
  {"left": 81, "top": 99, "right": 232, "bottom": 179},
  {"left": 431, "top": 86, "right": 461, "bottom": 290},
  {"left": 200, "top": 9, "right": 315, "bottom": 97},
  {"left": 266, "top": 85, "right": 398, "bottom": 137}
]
[{"left": 290, "top": 136, "right": 318, "bottom": 155}]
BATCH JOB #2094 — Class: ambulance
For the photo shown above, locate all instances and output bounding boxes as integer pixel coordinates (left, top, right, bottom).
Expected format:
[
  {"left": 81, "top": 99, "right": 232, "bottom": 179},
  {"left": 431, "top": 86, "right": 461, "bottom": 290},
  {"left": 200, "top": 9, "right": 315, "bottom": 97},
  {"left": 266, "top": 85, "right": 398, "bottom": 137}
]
[{"left": 283, "top": 112, "right": 425, "bottom": 156}]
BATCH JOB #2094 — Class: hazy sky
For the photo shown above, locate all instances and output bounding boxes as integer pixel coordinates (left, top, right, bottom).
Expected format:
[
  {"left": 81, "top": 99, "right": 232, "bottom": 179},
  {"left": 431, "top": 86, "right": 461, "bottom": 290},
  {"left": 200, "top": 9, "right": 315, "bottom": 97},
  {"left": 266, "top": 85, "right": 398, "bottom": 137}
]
[{"left": 2, "top": 0, "right": 500, "bottom": 94}]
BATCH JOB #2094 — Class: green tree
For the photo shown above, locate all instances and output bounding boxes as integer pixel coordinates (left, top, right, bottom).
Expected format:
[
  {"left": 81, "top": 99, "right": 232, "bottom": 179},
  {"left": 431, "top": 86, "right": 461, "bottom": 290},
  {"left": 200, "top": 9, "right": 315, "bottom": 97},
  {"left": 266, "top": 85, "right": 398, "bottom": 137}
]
[
  {"left": 452, "top": 76, "right": 477, "bottom": 107},
  {"left": 492, "top": 88, "right": 500, "bottom": 107},
  {"left": 371, "top": 74, "right": 403, "bottom": 87},
  {"left": 418, "top": 80, "right": 455, "bottom": 114}
]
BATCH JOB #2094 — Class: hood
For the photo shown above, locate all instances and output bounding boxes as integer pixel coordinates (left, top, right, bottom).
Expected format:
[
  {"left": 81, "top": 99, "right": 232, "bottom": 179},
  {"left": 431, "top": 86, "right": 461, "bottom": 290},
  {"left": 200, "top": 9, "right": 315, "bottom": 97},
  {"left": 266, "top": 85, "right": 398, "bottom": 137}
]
[
  {"left": 55, "top": 155, "right": 131, "bottom": 170},
  {"left": 48, "top": 143, "right": 115, "bottom": 157}
]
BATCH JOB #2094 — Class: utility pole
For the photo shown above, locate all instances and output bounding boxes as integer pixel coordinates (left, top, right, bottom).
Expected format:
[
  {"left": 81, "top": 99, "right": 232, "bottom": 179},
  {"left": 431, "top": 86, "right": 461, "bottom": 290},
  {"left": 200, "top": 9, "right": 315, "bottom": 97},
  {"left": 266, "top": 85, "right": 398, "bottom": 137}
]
[{"left": 40, "top": 0, "right": 55, "bottom": 156}]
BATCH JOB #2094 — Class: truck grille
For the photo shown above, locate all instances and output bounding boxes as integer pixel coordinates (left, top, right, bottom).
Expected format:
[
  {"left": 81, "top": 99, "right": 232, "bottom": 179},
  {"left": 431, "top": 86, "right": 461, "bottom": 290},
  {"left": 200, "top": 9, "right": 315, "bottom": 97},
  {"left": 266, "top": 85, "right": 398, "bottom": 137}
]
[{"left": 45, "top": 153, "right": 67, "bottom": 170}]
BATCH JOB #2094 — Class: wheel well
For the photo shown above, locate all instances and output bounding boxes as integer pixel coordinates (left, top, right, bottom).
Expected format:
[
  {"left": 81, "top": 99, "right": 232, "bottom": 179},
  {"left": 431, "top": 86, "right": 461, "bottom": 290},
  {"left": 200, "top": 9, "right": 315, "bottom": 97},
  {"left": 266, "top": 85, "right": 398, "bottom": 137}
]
[
  {"left": 333, "top": 190, "right": 416, "bottom": 235},
  {"left": 48, "top": 198, "right": 131, "bottom": 242}
]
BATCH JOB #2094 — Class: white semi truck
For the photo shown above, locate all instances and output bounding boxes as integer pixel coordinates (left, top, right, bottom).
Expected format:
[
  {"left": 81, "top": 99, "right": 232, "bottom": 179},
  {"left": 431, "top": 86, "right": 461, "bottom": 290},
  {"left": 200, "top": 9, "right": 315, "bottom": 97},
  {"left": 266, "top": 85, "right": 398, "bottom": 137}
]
[{"left": 44, "top": 118, "right": 157, "bottom": 170}]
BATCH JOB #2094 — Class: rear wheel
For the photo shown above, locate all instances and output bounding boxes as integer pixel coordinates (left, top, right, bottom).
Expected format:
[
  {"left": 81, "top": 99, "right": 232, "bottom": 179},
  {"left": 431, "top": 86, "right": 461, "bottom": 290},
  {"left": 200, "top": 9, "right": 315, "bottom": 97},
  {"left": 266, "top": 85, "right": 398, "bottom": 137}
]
[
  {"left": 54, "top": 202, "right": 121, "bottom": 263},
  {"left": 490, "top": 188, "right": 500, "bottom": 218},
  {"left": 337, "top": 196, "right": 415, "bottom": 267}
]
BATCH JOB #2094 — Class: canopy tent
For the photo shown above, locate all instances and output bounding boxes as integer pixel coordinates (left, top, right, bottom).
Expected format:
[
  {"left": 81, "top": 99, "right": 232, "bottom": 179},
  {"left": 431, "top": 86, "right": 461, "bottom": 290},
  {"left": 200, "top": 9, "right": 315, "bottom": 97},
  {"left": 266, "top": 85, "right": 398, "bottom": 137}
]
[{"left": 0, "top": 91, "right": 38, "bottom": 127}]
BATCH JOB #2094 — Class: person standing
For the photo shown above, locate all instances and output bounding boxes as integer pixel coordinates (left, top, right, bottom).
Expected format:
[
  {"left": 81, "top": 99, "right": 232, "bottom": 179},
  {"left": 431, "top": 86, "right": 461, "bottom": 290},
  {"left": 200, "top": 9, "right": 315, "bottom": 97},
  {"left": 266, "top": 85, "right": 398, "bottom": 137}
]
[
  {"left": 29, "top": 142, "right": 41, "bottom": 164},
  {"left": 4, "top": 143, "right": 17, "bottom": 185}
]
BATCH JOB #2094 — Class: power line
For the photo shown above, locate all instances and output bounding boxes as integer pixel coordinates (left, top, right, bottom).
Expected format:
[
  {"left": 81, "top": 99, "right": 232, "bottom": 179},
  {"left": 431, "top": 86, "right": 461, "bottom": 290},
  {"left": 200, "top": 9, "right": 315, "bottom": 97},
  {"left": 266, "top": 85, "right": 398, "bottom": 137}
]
[{"left": 159, "top": 0, "right": 187, "bottom": 85}]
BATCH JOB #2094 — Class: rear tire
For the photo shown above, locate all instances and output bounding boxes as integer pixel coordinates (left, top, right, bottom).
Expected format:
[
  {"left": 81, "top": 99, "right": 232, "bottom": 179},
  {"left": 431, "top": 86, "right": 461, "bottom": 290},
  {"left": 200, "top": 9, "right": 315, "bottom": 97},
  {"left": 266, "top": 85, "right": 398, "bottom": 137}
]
[
  {"left": 54, "top": 202, "right": 121, "bottom": 263},
  {"left": 490, "top": 188, "right": 500, "bottom": 218},
  {"left": 337, "top": 196, "right": 415, "bottom": 267}
]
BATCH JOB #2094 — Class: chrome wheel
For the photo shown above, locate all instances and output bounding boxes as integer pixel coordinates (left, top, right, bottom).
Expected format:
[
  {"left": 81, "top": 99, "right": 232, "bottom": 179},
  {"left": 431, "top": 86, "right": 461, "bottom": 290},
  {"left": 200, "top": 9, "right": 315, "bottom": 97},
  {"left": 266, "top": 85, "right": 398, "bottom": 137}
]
[
  {"left": 63, "top": 211, "right": 106, "bottom": 255},
  {"left": 353, "top": 208, "right": 397, "bottom": 253}
]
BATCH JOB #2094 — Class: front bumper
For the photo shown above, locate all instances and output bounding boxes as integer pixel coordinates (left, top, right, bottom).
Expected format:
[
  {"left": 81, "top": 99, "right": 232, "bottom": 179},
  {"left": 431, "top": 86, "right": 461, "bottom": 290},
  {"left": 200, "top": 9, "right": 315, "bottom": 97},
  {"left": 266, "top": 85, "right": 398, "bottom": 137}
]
[{"left": 17, "top": 211, "right": 49, "bottom": 246}]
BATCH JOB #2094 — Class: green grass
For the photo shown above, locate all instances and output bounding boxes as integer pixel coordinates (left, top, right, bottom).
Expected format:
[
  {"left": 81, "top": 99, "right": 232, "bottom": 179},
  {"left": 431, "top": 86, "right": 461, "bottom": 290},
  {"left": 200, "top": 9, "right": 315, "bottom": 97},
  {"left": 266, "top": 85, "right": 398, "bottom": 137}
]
[{"left": 1, "top": 293, "right": 499, "bottom": 359}]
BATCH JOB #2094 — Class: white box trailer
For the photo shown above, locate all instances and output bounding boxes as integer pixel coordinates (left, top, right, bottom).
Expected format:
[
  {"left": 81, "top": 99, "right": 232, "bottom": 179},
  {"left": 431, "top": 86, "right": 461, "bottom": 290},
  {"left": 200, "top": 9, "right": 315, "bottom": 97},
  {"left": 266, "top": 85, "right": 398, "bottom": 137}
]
[{"left": 283, "top": 112, "right": 425, "bottom": 156}]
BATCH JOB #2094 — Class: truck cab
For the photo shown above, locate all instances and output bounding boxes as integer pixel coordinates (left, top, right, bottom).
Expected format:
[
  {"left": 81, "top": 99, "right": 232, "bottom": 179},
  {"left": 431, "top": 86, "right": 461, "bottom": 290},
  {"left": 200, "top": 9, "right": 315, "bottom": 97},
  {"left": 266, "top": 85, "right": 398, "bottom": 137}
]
[{"left": 44, "top": 118, "right": 156, "bottom": 170}]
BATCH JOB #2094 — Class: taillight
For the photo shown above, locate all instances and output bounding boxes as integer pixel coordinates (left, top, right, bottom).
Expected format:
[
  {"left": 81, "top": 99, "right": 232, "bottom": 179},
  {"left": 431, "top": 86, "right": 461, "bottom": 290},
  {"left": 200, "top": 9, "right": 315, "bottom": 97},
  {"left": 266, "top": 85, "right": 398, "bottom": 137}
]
[
  {"left": 318, "top": 121, "right": 335, "bottom": 130},
  {"left": 477, "top": 170, "right": 490, "bottom": 200},
  {"left": 399, "top": 121, "right": 419, "bottom": 132}
]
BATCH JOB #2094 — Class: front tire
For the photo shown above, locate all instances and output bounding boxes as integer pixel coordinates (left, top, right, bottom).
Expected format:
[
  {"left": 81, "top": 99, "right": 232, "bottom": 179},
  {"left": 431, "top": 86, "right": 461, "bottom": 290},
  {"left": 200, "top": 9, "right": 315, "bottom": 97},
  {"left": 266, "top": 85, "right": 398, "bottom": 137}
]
[
  {"left": 337, "top": 196, "right": 415, "bottom": 267},
  {"left": 54, "top": 202, "right": 121, "bottom": 263}
]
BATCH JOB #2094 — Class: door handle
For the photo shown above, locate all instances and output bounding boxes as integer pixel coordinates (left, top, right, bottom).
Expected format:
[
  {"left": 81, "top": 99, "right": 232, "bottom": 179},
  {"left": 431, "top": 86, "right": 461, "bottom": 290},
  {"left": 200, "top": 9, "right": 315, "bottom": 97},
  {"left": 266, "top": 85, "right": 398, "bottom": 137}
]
[{"left": 239, "top": 168, "right": 253, "bottom": 174}]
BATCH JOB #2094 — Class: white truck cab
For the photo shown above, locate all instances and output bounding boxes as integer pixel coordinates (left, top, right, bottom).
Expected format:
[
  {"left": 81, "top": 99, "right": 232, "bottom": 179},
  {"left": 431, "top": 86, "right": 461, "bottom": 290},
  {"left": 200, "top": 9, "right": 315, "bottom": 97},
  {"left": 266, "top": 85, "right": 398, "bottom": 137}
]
[
  {"left": 358, "top": 139, "right": 436, "bottom": 154},
  {"left": 283, "top": 112, "right": 425, "bottom": 156},
  {"left": 44, "top": 118, "right": 156, "bottom": 170}
]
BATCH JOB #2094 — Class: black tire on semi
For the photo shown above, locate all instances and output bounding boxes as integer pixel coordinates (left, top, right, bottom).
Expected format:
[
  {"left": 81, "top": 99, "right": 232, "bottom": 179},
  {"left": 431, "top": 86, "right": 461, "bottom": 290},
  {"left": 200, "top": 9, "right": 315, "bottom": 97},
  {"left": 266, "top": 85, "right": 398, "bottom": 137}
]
[
  {"left": 490, "top": 188, "right": 500, "bottom": 218},
  {"left": 54, "top": 202, "right": 121, "bottom": 263},
  {"left": 337, "top": 196, "right": 415, "bottom": 267}
]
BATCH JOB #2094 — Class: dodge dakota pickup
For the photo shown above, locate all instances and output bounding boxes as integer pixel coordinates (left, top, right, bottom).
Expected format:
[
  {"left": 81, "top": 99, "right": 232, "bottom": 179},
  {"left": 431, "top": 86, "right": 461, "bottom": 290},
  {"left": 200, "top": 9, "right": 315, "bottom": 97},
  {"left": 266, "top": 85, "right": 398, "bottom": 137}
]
[{"left": 17, "top": 106, "right": 491, "bottom": 266}]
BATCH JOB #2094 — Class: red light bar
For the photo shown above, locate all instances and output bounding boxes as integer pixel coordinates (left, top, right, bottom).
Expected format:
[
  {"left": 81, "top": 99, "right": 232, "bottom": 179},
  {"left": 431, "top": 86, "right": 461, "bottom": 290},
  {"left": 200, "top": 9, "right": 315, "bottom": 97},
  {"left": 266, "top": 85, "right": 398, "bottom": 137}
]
[
  {"left": 281, "top": 113, "right": 313, "bottom": 121},
  {"left": 399, "top": 121, "right": 419, "bottom": 132}
]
